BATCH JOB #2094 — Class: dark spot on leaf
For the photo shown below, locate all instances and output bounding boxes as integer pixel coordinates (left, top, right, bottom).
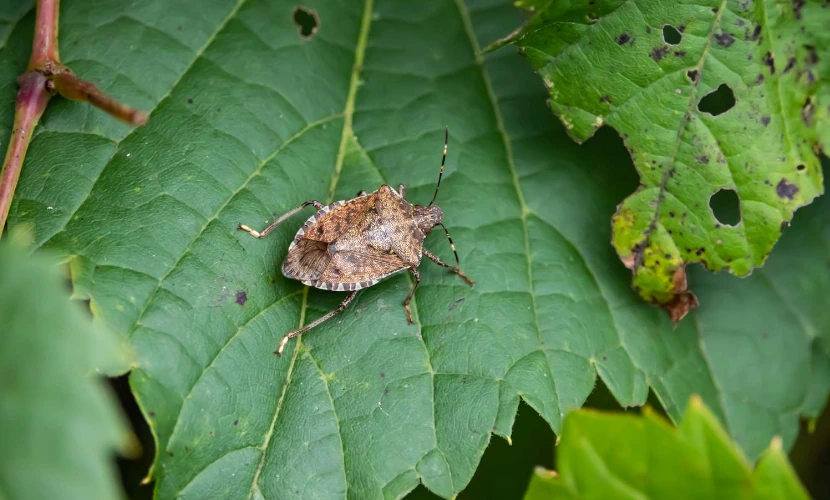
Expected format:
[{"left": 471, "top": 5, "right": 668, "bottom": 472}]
[
  {"left": 783, "top": 57, "right": 796, "bottom": 73},
  {"left": 674, "top": 50, "right": 686, "bottom": 57},
  {"left": 184, "top": 446, "right": 190, "bottom": 453},
  {"left": 736, "top": 18, "right": 745, "bottom": 26},
  {"left": 210, "top": 431, "right": 214, "bottom": 437},
  {"left": 806, "top": 45, "right": 818, "bottom": 65},
  {"left": 698, "top": 84, "right": 736, "bottom": 115},
  {"left": 664, "top": 253, "right": 671, "bottom": 260},
  {"left": 696, "top": 248, "right": 705, "bottom": 256},
  {"left": 755, "top": 73, "right": 764, "bottom": 84},
  {"left": 797, "top": 164, "right": 806, "bottom": 171},
  {"left": 749, "top": 25, "right": 762, "bottom": 41},
  {"left": 712, "top": 6, "right": 719, "bottom": 13},
  {"left": 650, "top": 46, "right": 669, "bottom": 61},
  {"left": 599, "top": 95, "right": 611, "bottom": 103},
  {"left": 293, "top": 6, "right": 320, "bottom": 38},
  {"left": 149, "top": 411, "right": 156, "bottom": 417},
  {"left": 781, "top": 220, "right": 790, "bottom": 231},
  {"left": 616, "top": 33, "right": 631, "bottom": 45},
  {"left": 762, "top": 51, "right": 775, "bottom": 73},
  {"left": 167, "top": 451, "right": 174, "bottom": 457},
  {"left": 696, "top": 155, "right": 709, "bottom": 163},
  {"left": 710, "top": 189, "right": 741, "bottom": 225},
  {"left": 687, "top": 69, "right": 699, "bottom": 82},
  {"left": 177, "top": 26, "right": 182, "bottom": 31},
  {"left": 714, "top": 32, "right": 735, "bottom": 47},
  {"left": 384, "top": 387, "right": 389, "bottom": 394},
  {"left": 380, "top": 372, "right": 385, "bottom": 378},
  {"left": 669, "top": 211, "right": 676, "bottom": 217},
  {"left": 776, "top": 179, "right": 799, "bottom": 199},
  {"left": 662, "top": 25, "right": 682, "bottom": 45},
  {"left": 233, "top": 419, "right": 238, "bottom": 426},
  {"left": 235, "top": 290, "right": 247, "bottom": 306},
  {"left": 794, "top": 0, "right": 805, "bottom": 19},
  {"left": 761, "top": 116, "right": 770, "bottom": 126},
  {"left": 187, "top": 98, "right": 193, "bottom": 104}
]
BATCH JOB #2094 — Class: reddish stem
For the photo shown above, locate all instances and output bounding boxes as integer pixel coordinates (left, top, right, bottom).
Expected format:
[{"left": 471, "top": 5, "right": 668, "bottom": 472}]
[
  {"left": 0, "top": 72, "right": 51, "bottom": 232},
  {"left": 29, "top": 0, "right": 60, "bottom": 69},
  {"left": 51, "top": 71, "right": 148, "bottom": 125},
  {"left": 0, "top": 0, "right": 148, "bottom": 238}
]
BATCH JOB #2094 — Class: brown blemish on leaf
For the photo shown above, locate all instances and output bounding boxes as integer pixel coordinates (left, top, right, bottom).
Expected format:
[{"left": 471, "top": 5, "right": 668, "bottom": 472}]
[
  {"left": 783, "top": 57, "right": 796, "bottom": 73},
  {"left": 802, "top": 98, "right": 815, "bottom": 126},
  {"left": 616, "top": 33, "right": 631, "bottom": 45},
  {"left": 805, "top": 45, "right": 818, "bottom": 65},
  {"left": 674, "top": 50, "right": 686, "bottom": 57},
  {"left": 776, "top": 179, "right": 799, "bottom": 199},
  {"left": 599, "top": 95, "right": 611, "bottom": 103},
  {"left": 761, "top": 115, "right": 770, "bottom": 126},
  {"left": 714, "top": 32, "right": 735, "bottom": 47},
  {"left": 749, "top": 25, "right": 762, "bottom": 41},
  {"left": 235, "top": 290, "right": 247, "bottom": 306},
  {"left": 650, "top": 46, "right": 669, "bottom": 61},
  {"left": 660, "top": 267, "right": 698, "bottom": 323},
  {"left": 696, "top": 155, "right": 709, "bottom": 163}
]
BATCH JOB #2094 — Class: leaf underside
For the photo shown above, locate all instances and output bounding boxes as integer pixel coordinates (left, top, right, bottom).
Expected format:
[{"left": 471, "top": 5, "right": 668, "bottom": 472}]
[
  {"left": 506, "top": 0, "right": 828, "bottom": 317},
  {"left": 522, "top": 397, "right": 810, "bottom": 500},
  {"left": 1, "top": 0, "right": 828, "bottom": 499}
]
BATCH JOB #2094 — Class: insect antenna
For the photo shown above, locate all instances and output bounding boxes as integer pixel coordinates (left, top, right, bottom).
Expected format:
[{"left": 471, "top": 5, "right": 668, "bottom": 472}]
[
  {"left": 427, "top": 126, "right": 449, "bottom": 207},
  {"left": 438, "top": 222, "right": 461, "bottom": 268}
]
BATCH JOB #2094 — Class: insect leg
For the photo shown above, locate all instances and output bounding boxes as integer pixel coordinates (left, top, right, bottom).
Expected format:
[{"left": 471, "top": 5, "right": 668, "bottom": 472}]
[
  {"left": 423, "top": 224, "right": 474, "bottom": 286},
  {"left": 397, "top": 184, "right": 406, "bottom": 199},
  {"left": 275, "top": 290, "right": 359, "bottom": 356},
  {"left": 238, "top": 200, "right": 324, "bottom": 239},
  {"left": 402, "top": 267, "right": 421, "bottom": 324}
]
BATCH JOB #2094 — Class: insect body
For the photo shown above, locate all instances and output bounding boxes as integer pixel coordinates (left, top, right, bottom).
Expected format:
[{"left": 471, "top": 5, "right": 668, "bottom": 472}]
[{"left": 239, "top": 127, "right": 474, "bottom": 355}]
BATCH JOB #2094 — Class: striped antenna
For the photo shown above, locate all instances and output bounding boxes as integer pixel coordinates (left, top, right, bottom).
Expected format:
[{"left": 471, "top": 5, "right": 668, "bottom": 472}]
[{"left": 428, "top": 126, "right": 448, "bottom": 207}]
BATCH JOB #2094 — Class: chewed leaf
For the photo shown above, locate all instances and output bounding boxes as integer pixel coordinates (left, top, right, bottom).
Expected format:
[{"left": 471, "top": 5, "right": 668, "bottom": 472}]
[
  {"left": 506, "top": 0, "right": 827, "bottom": 318},
  {"left": 522, "top": 397, "right": 810, "bottom": 500}
]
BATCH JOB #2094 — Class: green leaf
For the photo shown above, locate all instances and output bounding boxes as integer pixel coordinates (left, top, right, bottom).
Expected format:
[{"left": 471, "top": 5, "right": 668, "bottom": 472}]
[
  {"left": 522, "top": 397, "right": 810, "bottom": 500},
  {"left": 1, "top": 1, "right": 828, "bottom": 499},
  {"left": 0, "top": 237, "right": 131, "bottom": 500},
  {"left": 502, "top": 0, "right": 827, "bottom": 315}
]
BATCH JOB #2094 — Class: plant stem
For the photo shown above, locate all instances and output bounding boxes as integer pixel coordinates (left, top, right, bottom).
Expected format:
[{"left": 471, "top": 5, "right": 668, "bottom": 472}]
[
  {"left": 0, "top": 72, "right": 50, "bottom": 232},
  {"left": 0, "top": 0, "right": 148, "bottom": 238}
]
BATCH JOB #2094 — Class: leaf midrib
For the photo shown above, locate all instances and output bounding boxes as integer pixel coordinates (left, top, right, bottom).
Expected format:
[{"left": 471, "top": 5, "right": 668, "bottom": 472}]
[{"left": 246, "top": 0, "right": 376, "bottom": 498}]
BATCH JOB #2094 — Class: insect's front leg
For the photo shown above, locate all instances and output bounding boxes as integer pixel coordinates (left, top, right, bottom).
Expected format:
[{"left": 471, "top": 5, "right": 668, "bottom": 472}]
[
  {"left": 402, "top": 267, "right": 421, "bottom": 324},
  {"left": 238, "top": 200, "right": 324, "bottom": 239},
  {"left": 276, "top": 290, "right": 359, "bottom": 356},
  {"left": 423, "top": 248, "right": 474, "bottom": 286}
]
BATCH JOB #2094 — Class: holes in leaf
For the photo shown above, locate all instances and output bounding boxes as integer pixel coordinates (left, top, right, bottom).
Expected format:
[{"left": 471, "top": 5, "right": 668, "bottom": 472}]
[
  {"left": 797, "top": 164, "right": 806, "bottom": 171},
  {"left": 293, "top": 6, "right": 319, "bottom": 39},
  {"left": 662, "top": 25, "right": 682, "bottom": 45},
  {"left": 686, "top": 69, "right": 699, "bottom": 82},
  {"left": 709, "top": 188, "right": 741, "bottom": 226},
  {"left": 698, "top": 84, "right": 736, "bottom": 116}
]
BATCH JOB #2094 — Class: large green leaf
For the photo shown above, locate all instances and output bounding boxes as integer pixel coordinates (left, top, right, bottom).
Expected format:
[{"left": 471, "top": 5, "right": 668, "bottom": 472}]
[
  {"left": 501, "top": 0, "right": 828, "bottom": 316},
  {"left": 522, "top": 397, "right": 810, "bottom": 500},
  {"left": 2, "top": 0, "right": 828, "bottom": 498},
  {"left": 0, "top": 237, "right": 131, "bottom": 500}
]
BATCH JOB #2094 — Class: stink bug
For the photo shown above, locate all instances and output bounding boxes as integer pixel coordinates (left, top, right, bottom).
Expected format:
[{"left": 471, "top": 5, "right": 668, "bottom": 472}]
[{"left": 239, "top": 127, "right": 474, "bottom": 355}]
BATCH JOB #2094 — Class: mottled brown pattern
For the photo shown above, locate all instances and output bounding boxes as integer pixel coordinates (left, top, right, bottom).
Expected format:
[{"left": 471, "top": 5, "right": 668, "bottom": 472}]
[{"left": 282, "top": 238, "right": 331, "bottom": 282}]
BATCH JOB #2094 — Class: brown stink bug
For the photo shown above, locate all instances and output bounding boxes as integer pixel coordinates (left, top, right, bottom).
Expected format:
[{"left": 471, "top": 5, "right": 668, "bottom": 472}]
[{"left": 239, "top": 127, "right": 474, "bottom": 355}]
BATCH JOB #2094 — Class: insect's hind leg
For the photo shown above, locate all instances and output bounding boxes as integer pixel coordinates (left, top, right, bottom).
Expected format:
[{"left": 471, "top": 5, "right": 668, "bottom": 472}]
[
  {"left": 238, "top": 200, "right": 324, "bottom": 239},
  {"left": 402, "top": 267, "right": 421, "bottom": 324},
  {"left": 276, "top": 291, "right": 359, "bottom": 356}
]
